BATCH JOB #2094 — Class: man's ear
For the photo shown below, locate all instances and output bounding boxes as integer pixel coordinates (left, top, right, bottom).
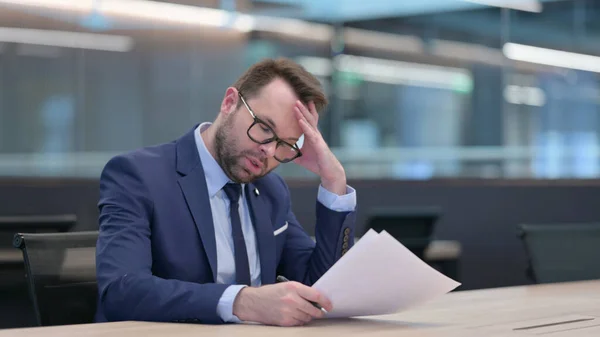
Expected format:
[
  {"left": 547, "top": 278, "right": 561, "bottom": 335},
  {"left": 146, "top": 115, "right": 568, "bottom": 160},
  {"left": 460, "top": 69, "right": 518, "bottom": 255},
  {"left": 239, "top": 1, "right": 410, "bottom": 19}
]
[{"left": 219, "top": 87, "right": 239, "bottom": 117}]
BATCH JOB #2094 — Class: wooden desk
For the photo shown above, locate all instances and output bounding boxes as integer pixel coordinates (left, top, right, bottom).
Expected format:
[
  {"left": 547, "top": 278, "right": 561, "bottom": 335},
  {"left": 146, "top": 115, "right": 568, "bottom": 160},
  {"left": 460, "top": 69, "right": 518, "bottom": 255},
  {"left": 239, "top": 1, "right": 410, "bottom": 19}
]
[{"left": 2, "top": 280, "right": 599, "bottom": 337}]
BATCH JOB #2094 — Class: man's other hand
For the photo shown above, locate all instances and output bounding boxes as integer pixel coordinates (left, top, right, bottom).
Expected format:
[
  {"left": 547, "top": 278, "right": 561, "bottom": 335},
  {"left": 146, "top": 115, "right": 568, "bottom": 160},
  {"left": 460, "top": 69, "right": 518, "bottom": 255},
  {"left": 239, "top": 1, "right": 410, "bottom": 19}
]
[{"left": 232, "top": 281, "right": 333, "bottom": 326}]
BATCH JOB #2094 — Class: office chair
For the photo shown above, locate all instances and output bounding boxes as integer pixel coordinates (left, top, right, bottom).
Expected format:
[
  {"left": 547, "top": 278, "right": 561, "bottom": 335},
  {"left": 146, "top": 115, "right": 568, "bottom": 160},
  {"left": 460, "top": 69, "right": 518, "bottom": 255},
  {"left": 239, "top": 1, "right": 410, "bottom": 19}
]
[
  {"left": 0, "top": 215, "right": 78, "bottom": 328},
  {"left": 0, "top": 214, "right": 77, "bottom": 268},
  {"left": 362, "top": 206, "right": 441, "bottom": 259},
  {"left": 519, "top": 223, "right": 600, "bottom": 284},
  {"left": 13, "top": 231, "right": 99, "bottom": 326}
]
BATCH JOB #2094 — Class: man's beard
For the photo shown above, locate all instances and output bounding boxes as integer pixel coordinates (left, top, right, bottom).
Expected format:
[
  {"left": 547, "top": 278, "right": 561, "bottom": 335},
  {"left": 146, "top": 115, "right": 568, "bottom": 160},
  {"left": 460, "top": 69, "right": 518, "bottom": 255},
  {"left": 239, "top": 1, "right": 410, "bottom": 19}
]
[{"left": 214, "top": 118, "right": 269, "bottom": 183}]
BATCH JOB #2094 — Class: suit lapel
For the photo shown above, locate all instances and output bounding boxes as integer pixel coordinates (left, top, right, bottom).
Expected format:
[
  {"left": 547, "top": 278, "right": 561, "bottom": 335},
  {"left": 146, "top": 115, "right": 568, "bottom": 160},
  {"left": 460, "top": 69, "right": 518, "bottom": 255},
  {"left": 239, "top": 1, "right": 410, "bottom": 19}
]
[
  {"left": 245, "top": 183, "right": 276, "bottom": 285},
  {"left": 176, "top": 127, "right": 218, "bottom": 282}
]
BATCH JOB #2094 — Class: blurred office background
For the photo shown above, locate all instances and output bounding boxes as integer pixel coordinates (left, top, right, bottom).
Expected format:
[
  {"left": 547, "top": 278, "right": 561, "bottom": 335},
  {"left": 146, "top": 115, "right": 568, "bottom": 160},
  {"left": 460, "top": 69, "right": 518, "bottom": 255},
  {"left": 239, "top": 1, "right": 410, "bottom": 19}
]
[
  {"left": 2, "top": 0, "right": 600, "bottom": 329},
  {"left": 2, "top": 0, "right": 600, "bottom": 180}
]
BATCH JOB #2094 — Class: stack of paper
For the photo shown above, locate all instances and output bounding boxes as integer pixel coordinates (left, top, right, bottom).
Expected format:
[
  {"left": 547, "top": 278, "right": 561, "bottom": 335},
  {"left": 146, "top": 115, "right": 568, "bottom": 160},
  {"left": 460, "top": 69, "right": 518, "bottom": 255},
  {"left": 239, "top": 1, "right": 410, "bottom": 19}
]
[{"left": 312, "top": 229, "right": 461, "bottom": 318}]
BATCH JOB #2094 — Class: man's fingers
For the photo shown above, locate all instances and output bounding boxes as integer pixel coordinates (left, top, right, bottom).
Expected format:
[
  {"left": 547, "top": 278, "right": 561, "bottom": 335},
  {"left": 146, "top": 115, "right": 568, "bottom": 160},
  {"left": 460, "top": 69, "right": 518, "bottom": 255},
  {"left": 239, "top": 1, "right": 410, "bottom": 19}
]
[
  {"left": 298, "top": 117, "right": 319, "bottom": 144},
  {"left": 295, "top": 101, "right": 317, "bottom": 127},
  {"left": 292, "top": 308, "right": 314, "bottom": 323},
  {"left": 308, "top": 101, "right": 319, "bottom": 122},
  {"left": 295, "top": 105, "right": 315, "bottom": 129},
  {"left": 295, "top": 106, "right": 309, "bottom": 126},
  {"left": 296, "top": 297, "right": 325, "bottom": 319},
  {"left": 294, "top": 285, "right": 333, "bottom": 312},
  {"left": 279, "top": 317, "right": 304, "bottom": 327}
]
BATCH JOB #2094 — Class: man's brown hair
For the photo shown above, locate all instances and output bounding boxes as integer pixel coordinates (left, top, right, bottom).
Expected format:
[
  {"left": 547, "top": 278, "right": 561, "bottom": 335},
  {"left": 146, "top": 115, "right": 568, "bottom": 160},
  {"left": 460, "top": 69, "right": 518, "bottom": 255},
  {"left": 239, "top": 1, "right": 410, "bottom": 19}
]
[{"left": 233, "top": 58, "right": 328, "bottom": 113}]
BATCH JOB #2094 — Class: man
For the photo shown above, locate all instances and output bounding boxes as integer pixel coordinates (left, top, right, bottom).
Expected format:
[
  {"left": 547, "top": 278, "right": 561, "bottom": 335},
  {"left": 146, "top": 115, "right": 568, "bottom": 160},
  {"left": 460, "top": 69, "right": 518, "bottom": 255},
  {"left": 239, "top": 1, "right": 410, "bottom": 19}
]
[{"left": 95, "top": 58, "right": 357, "bottom": 327}]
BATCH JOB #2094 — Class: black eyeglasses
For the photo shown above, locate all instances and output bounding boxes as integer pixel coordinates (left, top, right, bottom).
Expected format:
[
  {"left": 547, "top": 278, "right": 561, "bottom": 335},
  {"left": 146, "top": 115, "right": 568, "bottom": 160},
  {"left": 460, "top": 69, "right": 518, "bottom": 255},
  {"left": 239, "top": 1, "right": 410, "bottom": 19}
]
[{"left": 238, "top": 92, "right": 302, "bottom": 163}]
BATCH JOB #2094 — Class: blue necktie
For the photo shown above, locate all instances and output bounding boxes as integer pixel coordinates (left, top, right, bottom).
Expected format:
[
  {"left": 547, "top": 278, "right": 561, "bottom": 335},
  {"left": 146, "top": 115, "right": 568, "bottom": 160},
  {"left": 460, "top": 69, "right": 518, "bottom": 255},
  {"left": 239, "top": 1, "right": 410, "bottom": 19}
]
[{"left": 222, "top": 183, "right": 251, "bottom": 286}]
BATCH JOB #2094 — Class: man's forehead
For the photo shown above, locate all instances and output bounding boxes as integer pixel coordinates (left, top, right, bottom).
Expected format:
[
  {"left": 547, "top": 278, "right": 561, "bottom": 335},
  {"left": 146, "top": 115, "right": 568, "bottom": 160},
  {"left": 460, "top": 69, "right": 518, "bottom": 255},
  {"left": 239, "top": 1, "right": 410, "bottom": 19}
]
[
  {"left": 247, "top": 82, "right": 303, "bottom": 141},
  {"left": 255, "top": 78, "right": 299, "bottom": 104}
]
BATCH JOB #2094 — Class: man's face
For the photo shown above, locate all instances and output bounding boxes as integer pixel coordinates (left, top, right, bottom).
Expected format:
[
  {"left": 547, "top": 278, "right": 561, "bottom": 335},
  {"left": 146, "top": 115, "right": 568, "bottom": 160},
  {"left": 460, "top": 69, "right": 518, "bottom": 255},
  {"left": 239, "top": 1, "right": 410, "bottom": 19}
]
[{"left": 215, "top": 78, "right": 304, "bottom": 183}]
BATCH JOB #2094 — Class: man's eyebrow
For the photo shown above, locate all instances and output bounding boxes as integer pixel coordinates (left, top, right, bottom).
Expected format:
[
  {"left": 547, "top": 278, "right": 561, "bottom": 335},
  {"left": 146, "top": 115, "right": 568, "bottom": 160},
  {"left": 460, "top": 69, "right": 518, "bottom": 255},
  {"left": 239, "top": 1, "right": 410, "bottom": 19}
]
[
  {"left": 263, "top": 115, "right": 298, "bottom": 143},
  {"left": 264, "top": 116, "right": 278, "bottom": 130}
]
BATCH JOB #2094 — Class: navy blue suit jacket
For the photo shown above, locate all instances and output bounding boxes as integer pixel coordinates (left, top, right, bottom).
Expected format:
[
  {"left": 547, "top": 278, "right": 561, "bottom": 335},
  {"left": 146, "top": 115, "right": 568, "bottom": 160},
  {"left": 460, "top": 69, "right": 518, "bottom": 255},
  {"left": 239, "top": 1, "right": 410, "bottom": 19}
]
[{"left": 94, "top": 126, "right": 356, "bottom": 324}]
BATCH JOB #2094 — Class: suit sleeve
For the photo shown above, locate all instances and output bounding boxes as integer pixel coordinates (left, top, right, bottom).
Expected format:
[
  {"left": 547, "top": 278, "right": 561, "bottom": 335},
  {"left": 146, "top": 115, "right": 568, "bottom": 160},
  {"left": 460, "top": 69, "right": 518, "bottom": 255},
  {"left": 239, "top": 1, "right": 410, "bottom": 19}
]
[
  {"left": 96, "top": 155, "right": 229, "bottom": 324},
  {"left": 275, "top": 176, "right": 357, "bottom": 285}
]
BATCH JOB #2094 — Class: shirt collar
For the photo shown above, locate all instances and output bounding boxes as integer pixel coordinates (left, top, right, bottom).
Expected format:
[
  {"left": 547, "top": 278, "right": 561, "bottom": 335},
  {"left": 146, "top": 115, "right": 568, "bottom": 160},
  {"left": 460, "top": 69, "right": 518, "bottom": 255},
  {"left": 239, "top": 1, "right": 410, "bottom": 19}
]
[{"left": 194, "top": 122, "right": 232, "bottom": 198}]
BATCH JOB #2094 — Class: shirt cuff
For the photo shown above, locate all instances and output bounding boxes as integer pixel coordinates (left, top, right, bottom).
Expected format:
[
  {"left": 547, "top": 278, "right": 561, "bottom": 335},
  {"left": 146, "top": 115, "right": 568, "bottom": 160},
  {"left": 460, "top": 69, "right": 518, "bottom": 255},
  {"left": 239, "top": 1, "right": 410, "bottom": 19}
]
[
  {"left": 317, "top": 184, "right": 357, "bottom": 212},
  {"left": 216, "top": 285, "right": 246, "bottom": 323}
]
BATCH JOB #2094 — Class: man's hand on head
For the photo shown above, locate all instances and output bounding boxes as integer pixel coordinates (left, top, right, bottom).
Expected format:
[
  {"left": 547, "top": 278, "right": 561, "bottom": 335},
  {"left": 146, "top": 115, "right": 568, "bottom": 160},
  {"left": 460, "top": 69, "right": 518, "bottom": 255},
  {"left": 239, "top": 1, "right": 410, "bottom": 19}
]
[{"left": 292, "top": 101, "right": 347, "bottom": 195}]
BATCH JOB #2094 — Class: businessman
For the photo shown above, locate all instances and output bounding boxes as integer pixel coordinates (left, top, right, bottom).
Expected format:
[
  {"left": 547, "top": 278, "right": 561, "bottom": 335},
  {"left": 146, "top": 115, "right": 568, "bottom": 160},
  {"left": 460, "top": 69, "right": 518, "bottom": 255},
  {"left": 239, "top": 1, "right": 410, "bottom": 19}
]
[{"left": 95, "top": 58, "right": 356, "bottom": 327}]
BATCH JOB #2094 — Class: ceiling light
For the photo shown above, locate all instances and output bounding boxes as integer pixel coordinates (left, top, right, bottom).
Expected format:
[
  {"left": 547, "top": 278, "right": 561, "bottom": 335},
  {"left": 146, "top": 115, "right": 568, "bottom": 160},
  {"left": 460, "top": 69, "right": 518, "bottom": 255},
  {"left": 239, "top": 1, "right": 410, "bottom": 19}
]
[
  {"left": 253, "top": 16, "right": 332, "bottom": 42},
  {"left": 462, "top": 0, "right": 542, "bottom": 13},
  {"left": 296, "top": 55, "right": 472, "bottom": 92},
  {"left": 0, "top": 0, "right": 90, "bottom": 12},
  {"left": 0, "top": 0, "right": 248, "bottom": 31},
  {"left": 503, "top": 43, "right": 600, "bottom": 73},
  {"left": 98, "top": 0, "right": 229, "bottom": 28},
  {"left": 0, "top": 27, "right": 133, "bottom": 52}
]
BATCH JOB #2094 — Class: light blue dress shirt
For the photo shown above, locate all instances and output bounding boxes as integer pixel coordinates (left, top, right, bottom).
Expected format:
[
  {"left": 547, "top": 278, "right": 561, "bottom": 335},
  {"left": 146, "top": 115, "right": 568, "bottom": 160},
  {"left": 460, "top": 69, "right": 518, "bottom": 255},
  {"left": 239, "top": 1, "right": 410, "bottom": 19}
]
[{"left": 193, "top": 123, "right": 356, "bottom": 322}]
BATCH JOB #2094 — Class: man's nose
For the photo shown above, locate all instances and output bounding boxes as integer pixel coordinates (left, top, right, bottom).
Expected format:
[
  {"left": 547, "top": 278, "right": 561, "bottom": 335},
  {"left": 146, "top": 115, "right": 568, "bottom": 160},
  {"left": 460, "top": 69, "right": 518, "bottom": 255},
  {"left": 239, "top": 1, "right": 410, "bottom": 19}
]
[{"left": 259, "top": 141, "right": 277, "bottom": 158}]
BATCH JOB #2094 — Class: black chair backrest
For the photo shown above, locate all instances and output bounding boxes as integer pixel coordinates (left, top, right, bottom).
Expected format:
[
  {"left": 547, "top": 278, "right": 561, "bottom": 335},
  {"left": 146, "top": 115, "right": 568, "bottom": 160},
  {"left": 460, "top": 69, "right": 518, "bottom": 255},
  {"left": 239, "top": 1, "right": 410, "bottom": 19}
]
[
  {"left": 363, "top": 206, "right": 441, "bottom": 259},
  {"left": 13, "top": 231, "right": 99, "bottom": 326},
  {"left": 0, "top": 214, "right": 76, "bottom": 259},
  {"left": 519, "top": 223, "right": 600, "bottom": 284}
]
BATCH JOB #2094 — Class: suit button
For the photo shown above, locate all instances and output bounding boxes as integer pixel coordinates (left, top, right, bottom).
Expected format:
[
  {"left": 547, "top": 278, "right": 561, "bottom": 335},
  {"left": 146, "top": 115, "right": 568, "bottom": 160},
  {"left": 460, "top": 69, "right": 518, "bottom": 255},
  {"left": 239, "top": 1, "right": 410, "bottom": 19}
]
[
  {"left": 342, "top": 249, "right": 348, "bottom": 255},
  {"left": 342, "top": 242, "right": 348, "bottom": 249},
  {"left": 343, "top": 235, "right": 349, "bottom": 243},
  {"left": 344, "top": 228, "right": 350, "bottom": 235}
]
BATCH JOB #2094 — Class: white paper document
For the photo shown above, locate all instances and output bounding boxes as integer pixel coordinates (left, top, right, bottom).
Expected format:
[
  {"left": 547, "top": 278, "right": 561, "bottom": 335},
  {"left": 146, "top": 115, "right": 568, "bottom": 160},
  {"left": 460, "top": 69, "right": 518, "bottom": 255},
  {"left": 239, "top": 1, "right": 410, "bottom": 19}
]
[{"left": 312, "top": 229, "right": 461, "bottom": 318}]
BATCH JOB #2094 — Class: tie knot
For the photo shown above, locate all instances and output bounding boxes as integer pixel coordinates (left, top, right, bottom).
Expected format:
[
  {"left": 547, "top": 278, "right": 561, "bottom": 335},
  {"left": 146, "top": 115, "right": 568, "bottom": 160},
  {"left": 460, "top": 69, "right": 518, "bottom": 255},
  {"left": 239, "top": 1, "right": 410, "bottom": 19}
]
[{"left": 223, "top": 183, "right": 242, "bottom": 204}]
